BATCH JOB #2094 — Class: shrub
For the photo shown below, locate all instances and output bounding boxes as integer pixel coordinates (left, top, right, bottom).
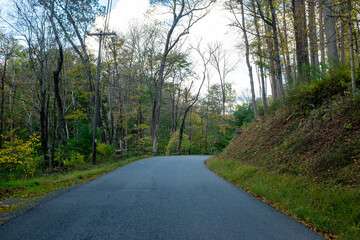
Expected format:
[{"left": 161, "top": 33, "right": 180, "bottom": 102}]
[
  {"left": 96, "top": 143, "right": 114, "bottom": 156},
  {"left": 165, "top": 131, "right": 191, "bottom": 155},
  {"left": 233, "top": 103, "right": 254, "bottom": 128},
  {"left": 267, "top": 98, "right": 283, "bottom": 115},
  {"left": 62, "top": 151, "right": 85, "bottom": 168},
  {"left": 287, "top": 66, "right": 351, "bottom": 115},
  {"left": 0, "top": 134, "right": 42, "bottom": 179},
  {"left": 67, "top": 121, "right": 92, "bottom": 156},
  {"left": 139, "top": 136, "right": 152, "bottom": 151}
]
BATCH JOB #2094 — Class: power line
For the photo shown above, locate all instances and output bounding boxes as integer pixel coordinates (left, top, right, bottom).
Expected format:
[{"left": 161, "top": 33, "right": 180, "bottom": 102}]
[{"left": 103, "top": 0, "right": 113, "bottom": 33}]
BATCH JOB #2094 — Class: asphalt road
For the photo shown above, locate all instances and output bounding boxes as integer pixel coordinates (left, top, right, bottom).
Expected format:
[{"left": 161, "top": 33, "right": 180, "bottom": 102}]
[{"left": 0, "top": 156, "right": 324, "bottom": 240}]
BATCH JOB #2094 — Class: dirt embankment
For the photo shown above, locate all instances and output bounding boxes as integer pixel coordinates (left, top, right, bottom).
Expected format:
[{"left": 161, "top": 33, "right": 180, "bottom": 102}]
[{"left": 220, "top": 94, "right": 360, "bottom": 186}]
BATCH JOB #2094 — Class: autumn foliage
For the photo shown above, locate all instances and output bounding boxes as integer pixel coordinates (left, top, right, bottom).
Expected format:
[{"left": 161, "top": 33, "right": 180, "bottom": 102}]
[{"left": 0, "top": 134, "right": 41, "bottom": 179}]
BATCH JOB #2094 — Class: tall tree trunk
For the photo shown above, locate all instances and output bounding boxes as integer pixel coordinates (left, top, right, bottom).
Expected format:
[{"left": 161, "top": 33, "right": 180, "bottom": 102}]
[
  {"left": 222, "top": 89, "right": 226, "bottom": 137},
  {"left": 356, "top": 21, "right": 360, "bottom": 68},
  {"left": 340, "top": 19, "right": 346, "bottom": 64},
  {"left": 40, "top": 103, "right": 48, "bottom": 171},
  {"left": 177, "top": 108, "right": 189, "bottom": 155},
  {"left": 268, "top": 0, "right": 284, "bottom": 97},
  {"left": 49, "top": 98, "right": 56, "bottom": 169},
  {"left": 319, "top": 5, "right": 326, "bottom": 73},
  {"left": 308, "top": 0, "right": 319, "bottom": 68},
  {"left": 152, "top": 86, "right": 162, "bottom": 154},
  {"left": 355, "top": 21, "right": 360, "bottom": 68},
  {"left": 189, "top": 108, "right": 192, "bottom": 143},
  {"left": 9, "top": 74, "right": 17, "bottom": 143},
  {"left": 152, "top": 10, "right": 176, "bottom": 154},
  {"left": 292, "top": 0, "right": 310, "bottom": 77},
  {"left": 39, "top": 63, "right": 49, "bottom": 171},
  {"left": 108, "top": 77, "right": 114, "bottom": 145},
  {"left": 204, "top": 105, "right": 209, "bottom": 153},
  {"left": 118, "top": 93, "right": 124, "bottom": 150},
  {"left": 348, "top": 0, "right": 356, "bottom": 94},
  {"left": 265, "top": 21, "right": 278, "bottom": 98},
  {"left": 0, "top": 55, "right": 8, "bottom": 149},
  {"left": 240, "top": 0, "right": 259, "bottom": 119},
  {"left": 282, "top": 0, "right": 293, "bottom": 85},
  {"left": 171, "top": 83, "right": 176, "bottom": 133},
  {"left": 323, "top": 0, "right": 339, "bottom": 66},
  {"left": 110, "top": 38, "right": 124, "bottom": 149},
  {"left": 137, "top": 89, "right": 143, "bottom": 149},
  {"left": 252, "top": 0, "right": 267, "bottom": 113},
  {"left": 49, "top": 6, "right": 67, "bottom": 155}
]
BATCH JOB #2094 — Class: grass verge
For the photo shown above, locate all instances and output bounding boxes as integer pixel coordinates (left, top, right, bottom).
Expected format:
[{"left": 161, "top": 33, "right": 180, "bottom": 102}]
[
  {"left": 0, "top": 155, "right": 149, "bottom": 224},
  {"left": 207, "top": 157, "right": 360, "bottom": 240}
]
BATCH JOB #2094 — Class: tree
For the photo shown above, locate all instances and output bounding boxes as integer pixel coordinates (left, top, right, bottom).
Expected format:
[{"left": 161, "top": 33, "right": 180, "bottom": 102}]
[
  {"left": 292, "top": 0, "right": 309, "bottom": 77},
  {"left": 177, "top": 45, "right": 209, "bottom": 154},
  {"left": 319, "top": 4, "right": 326, "bottom": 72},
  {"left": 0, "top": 32, "right": 17, "bottom": 149},
  {"left": 280, "top": 0, "right": 293, "bottom": 85},
  {"left": 47, "top": 0, "right": 68, "bottom": 158},
  {"left": 348, "top": 0, "right": 356, "bottom": 94},
  {"left": 227, "top": 0, "right": 259, "bottom": 119},
  {"left": 150, "top": 0, "right": 214, "bottom": 154},
  {"left": 42, "top": 0, "right": 104, "bottom": 123},
  {"left": 9, "top": 0, "right": 53, "bottom": 170},
  {"left": 255, "top": 0, "right": 284, "bottom": 99},
  {"left": 209, "top": 42, "right": 237, "bottom": 136},
  {"left": 322, "top": 0, "right": 339, "bottom": 66},
  {"left": 308, "top": 0, "right": 319, "bottom": 68}
]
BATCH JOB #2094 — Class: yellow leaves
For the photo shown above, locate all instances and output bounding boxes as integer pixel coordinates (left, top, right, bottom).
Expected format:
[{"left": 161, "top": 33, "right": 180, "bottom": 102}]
[
  {"left": 0, "top": 134, "right": 41, "bottom": 177},
  {"left": 62, "top": 152, "right": 85, "bottom": 167},
  {"left": 137, "top": 124, "right": 150, "bottom": 130},
  {"left": 65, "top": 110, "right": 88, "bottom": 121}
]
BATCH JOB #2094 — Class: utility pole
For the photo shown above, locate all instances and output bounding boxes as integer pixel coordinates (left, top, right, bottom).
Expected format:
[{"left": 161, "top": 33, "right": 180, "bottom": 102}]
[{"left": 87, "top": 31, "right": 116, "bottom": 165}]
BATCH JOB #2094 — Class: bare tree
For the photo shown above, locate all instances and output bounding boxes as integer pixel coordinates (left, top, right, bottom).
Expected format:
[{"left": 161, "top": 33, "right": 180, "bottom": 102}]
[
  {"left": 7, "top": 0, "right": 53, "bottom": 169},
  {"left": 47, "top": 0, "right": 67, "bottom": 160},
  {"left": 40, "top": 0, "right": 104, "bottom": 127},
  {"left": 209, "top": 42, "right": 237, "bottom": 136},
  {"left": 177, "top": 45, "right": 209, "bottom": 154},
  {"left": 255, "top": 0, "right": 284, "bottom": 99},
  {"left": 227, "top": 0, "right": 259, "bottom": 119},
  {"left": 150, "top": 0, "right": 214, "bottom": 154},
  {"left": 0, "top": 33, "right": 17, "bottom": 148}
]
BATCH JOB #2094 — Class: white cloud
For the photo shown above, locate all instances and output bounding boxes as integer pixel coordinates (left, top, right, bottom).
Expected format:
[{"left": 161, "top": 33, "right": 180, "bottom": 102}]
[{"left": 107, "top": 0, "right": 151, "bottom": 33}]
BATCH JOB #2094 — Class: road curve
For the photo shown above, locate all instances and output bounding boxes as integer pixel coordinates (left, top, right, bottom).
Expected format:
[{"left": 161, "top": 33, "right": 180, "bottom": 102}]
[{"left": 0, "top": 156, "right": 323, "bottom": 240}]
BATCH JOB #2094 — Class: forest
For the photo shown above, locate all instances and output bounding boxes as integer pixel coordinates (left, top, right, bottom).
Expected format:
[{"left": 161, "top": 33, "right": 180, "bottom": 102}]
[{"left": 0, "top": 0, "right": 359, "bottom": 180}]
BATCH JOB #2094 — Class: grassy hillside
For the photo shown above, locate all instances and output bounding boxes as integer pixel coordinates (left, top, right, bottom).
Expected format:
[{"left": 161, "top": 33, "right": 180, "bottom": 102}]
[{"left": 207, "top": 69, "right": 360, "bottom": 240}]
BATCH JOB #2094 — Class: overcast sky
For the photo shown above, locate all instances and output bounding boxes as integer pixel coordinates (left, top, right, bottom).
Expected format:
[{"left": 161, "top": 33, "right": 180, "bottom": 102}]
[
  {"left": 0, "top": 0, "right": 256, "bottom": 101},
  {"left": 97, "top": 0, "right": 255, "bottom": 100}
]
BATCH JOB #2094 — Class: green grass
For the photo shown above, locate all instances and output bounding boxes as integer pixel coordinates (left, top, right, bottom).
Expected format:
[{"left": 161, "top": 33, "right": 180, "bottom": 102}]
[
  {"left": 0, "top": 155, "right": 149, "bottom": 222},
  {"left": 207, "top": 158, "right": 360, "bottom": 240}
]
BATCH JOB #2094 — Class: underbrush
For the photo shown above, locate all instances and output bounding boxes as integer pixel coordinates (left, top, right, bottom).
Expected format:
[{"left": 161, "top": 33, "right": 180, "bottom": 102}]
[
  {"left": 223, "top": 82, "right": 360, "bottom": 183},
  {"left": 286, "top": 66, "right": 352, "bottom": 116},
  {"left": 0, "top": 138, "right": 120, "bottom": 181}
]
